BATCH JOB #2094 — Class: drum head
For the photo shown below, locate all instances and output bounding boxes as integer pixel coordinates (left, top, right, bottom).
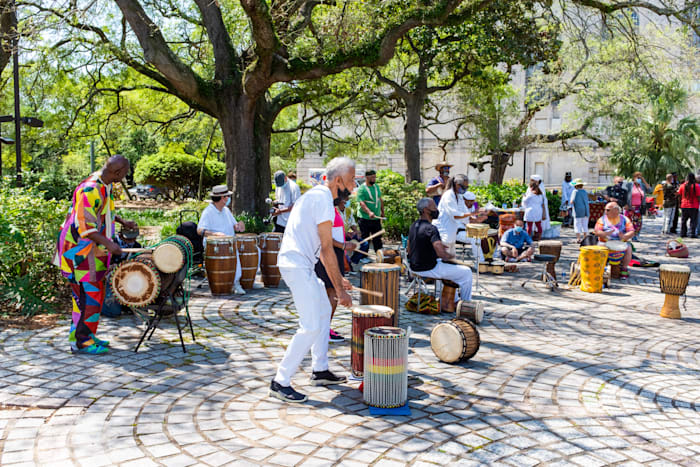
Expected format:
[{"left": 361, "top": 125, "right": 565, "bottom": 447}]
[
  {"left": 365, "top": 326, "right": 405, "bottom": 338},
  {"left": 111, "top": 260, "right": 161, "bottom": 307},
  {"left": 430, "top": 322, "right": 465, "bottom": 363},
  {"left": 606, "top": 240, "right": 627, "bottom": 252},
  {"left": 207, "top": 236, "right": 234, "bottom": 244},
  {"left": 352, "top": 305, "right": 394, "bottom": 318},
  {"left": 660, "top": 264, "right": 690, "bottom": 273},
  {"left": 360, "top": 262, "right": 401, "bottom": 273},
  {"left": 153, "top": 242, "right": 185, "bottom": 273}
]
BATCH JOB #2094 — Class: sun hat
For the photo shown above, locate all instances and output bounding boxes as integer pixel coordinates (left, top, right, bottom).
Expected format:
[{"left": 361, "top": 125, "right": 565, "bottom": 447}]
[{"left": 210, "top": 185, "right": 233, "bottom": 197}]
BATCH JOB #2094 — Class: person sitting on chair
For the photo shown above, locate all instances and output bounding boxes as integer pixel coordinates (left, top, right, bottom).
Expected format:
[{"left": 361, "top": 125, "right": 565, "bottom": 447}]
[
  {"left": 407, "top": 198, "right": 473, "bottom": 302},
  {"left": 500, "top": 220, "right": 534, "bottom": 262},
  {"left": 594, "top": 202, "right": 634, "bottom": 279}
]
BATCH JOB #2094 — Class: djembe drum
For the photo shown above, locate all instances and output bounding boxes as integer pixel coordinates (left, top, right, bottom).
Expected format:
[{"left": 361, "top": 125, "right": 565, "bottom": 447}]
[
  {"left": 658, "top": 265, "right": 691, "bottom": 319},
  {"left": 605, "top": 240, "right": 627, "bottom": 279},
  {"left": 351, "top": 305, "right": 394, "bottom": 377},
  {"left": 360, "top": 263, "right": 400, "bottom": 326},
  {"left": 258, "top": 232, "right": 283, "bottom": 287},
  {"left": 489, "top": 260, "right": 505, "bottom": 274},
  {"left": 466, "top": 223, "right": 489, "bottom": 239},
  {"left": 152, "top": 235, "right": 192, "bottom": 273},
  {"left": 579, "top": 245, "right": 608, "bottom": 293},
  {"left": 363, "top": 327, "right": 408, "bottom": 408},
  {"left": 236, "top": 233, "right": 259, "bottom": 289},
  {"left": 439, "top": 279, "right": 459, "bottom": 313},
  {"left": 111, "top": 257, "right": 162, "bottom": 307},
  {"left": 377, "top": 249, "right": 402, "bottom": 266},
  {"left": 204, "top": 236, "right": 236, "bottom": 295},
  {"left": 430, "top": 319, "right": 480, "bottom": 363},
  {"left": 539, "top": 240, "right": 562, "bottom": 278},
  {"left": 456, "top": 300, "right": 484, "bottom": 324}
]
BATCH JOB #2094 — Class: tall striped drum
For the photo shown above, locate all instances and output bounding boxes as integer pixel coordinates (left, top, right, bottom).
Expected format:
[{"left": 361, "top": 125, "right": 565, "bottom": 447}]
[
  {"left": 360, "top": 263, "right": 400, "bottom": 327},
  {"left": 351, "top": 305, "right": 394, "bottom": 377},
  {"left": 363, "top": 327, "right": 408, "bottom": 408},
  {"left": 579, "top": 245, "right": 608, "bottom": 293},
  {"left": 605, "top": 240, "right": 627, "bottom": 279},
  {"left": 236, "top": 233, "right": 259, "bottom": 289}
]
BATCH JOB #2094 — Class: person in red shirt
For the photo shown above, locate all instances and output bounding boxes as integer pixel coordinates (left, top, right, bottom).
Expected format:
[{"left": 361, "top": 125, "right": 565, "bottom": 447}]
[{"left": 677, "top": 173, "right": 700, "bottom": 238}]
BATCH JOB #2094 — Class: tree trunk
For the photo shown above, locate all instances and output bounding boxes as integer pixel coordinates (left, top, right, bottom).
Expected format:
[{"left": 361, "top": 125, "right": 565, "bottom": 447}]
[
  {"left": 403, "top": 95, "right": 424, "bottom": 182},
  {"left": 219, "top": 94, "right": 271, "bottom": 216},
  {"left": 489, "top": 152, "right": 511, "bottom": 184}
]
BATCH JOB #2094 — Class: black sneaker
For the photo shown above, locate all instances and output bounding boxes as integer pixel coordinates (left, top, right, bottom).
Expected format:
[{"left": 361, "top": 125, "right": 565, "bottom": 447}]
[
  {"left": 269, "top": 380, "right": 308, "bottom": 403},
  {"left": 310, "top": 370, "right": 347, "bottom": 386},
  {"left": 329, "top": 329, "right": 345, "bottom": 342}
]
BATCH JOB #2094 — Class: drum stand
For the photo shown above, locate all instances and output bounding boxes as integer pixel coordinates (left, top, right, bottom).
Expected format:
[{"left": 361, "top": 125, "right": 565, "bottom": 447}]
[
  {"left": 466, "top": 235, "right": 483, "bottom": 293},
  {"left": 521, "top": 254, "right": 558, "bottom": 291},
  {"left": 134, "top": 269, "right": 196, "bottom": 353}
]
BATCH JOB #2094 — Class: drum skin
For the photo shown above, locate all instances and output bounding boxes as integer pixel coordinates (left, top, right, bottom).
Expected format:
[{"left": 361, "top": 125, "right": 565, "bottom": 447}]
[
  {"left": 111, "top": 258, "right": 161, "bottom": 307},
  {"left": 351, "top": 305, "right": 394, "bottom": 377},
  {"left": 579, "top": 246, "right": 608, "bottom": 293},
  {"left": 205, "top": 237, "right": 236, "bottom": 295},
  {"left": 236, "top": 234, "right": 259, "bottom": 289},
  {"left": 430, "top": 319, "right": 480, "bottom": 363},
  {"left": 360, "top": 263, "right": 400, "bottom": 327},
  {"left": 259, "top": 233, "right": 283, "bottom": 287}
]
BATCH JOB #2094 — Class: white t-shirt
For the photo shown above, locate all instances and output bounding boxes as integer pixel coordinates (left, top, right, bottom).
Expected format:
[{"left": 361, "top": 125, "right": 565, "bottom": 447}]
[
  {"left": 289, "top": 179, "right": 301, "bottom": 200},
  {"left": 198, "top": 203, "right": 238, "bottom": 238},
  {"left": 275, "top": 182, "right": 300, "bottom": 227},
  {"left": 434, "top": 189, "right": 466, "bottom": 244},
  {"left": 522, "top": 192, "right": 545, "bottom": 222},
  {"left": 278, "top": 185, "right": 335, "bottom": 270}
]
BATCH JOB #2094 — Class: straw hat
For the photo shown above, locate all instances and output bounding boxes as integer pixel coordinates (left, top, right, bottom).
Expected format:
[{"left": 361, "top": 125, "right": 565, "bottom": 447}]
[
  {"left": 435, "top": 162, "right": 453, "bottom": 171},
  {"left": 210, "top": 185, "right": 233, "bottom": 197}
]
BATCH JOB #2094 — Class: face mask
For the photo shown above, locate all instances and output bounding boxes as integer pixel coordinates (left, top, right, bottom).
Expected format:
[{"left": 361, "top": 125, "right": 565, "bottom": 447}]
[
  {"left": 617, "top": 181, "right": 623, "bottom": 187},
  {"left": 636, "top": 178, "right": 642, "bottom": 184},
  {"left": 565, "top": 176, "right": 571, "bottom": 182},
  {"left": 429, "top": 209, "right": 439, "bottom": 219},
  {"left": 367, "top": 179, "right": 375, "bottom": 186},
  {"left": 334, "top": 181, "right": 351, "bottom": 206},
  {"left": 225, "top": 197, "right": 231, "bottom": 207},
  {"left": 514, "top": 226, "right": 523, "bottom": 233},
  {"left": 457, "top": 187, "right": 465, "bottom": 195}
]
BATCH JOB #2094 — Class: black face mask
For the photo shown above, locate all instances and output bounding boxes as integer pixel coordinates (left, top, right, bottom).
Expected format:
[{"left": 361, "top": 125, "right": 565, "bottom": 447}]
[
  {"left": 367, "top": 179, "right": 375, "bottom": 186},
  {"left": 429, "top": 209, "right": 439, "bottom": 219},
  {"left": 334, "top": 182, "right": 351, "bottom": 206},
  {"left": 565, "top": 176, "right": 572, "bottom": 182}
]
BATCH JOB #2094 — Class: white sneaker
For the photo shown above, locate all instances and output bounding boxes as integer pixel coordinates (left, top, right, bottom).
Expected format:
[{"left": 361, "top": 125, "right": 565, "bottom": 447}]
[
  {"left": 234, "top": 284, "right": 246, "bottom": 295},
  {"left": 252, "top": 282, "right": 264, "bottom": 289}
]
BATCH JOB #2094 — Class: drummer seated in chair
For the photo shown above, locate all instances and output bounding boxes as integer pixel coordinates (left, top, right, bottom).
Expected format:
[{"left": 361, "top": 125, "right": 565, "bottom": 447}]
[
  {"left": 500, "top": 220, "right": 534, "bottom": 262},
  {"left": 197, "top": 185, "right": 252, "bottom": 295},
  {"left": 407, "top": 198, "right": 473, "bottom": 302},
  {"left": 594, "top": 202, "right": 635, "bottom": 279}
]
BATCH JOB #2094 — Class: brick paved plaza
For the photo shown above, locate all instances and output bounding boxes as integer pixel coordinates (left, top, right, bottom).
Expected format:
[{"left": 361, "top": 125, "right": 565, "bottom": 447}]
[{"left": 1, "top": 217, "right": 698, "bottom": 466}]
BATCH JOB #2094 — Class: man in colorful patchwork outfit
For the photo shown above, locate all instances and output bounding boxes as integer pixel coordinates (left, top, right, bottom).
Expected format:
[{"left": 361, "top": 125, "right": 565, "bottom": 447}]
[{"left": 57, "top": 155, "right": 136, "bottom": 354}]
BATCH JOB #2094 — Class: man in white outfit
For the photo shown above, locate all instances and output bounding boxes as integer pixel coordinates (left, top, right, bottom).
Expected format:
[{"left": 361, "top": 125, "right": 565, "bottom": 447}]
[
  {"left": 197, "top": 185, "right": 248, "bottom": 295},
  {"left": 456, "top": 191, "right": 488, "bottom": 262},
  {"left": 408, "top": 198, "right": 473, "bottom": 302},
  {"left": 270, "top": 158, "right": 355, "bottom": 403}
]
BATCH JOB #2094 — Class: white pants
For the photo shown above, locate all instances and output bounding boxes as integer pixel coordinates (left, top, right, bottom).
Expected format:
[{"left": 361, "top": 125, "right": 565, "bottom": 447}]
[
  {"left": 417, "top": 260, "right": 473, "bottom": 301},
  {"left": 455, "top": 232, "right": 485, "bottom": 262},
  {"left": 274, "top": 267, "right": 331, "bottom": 387},
  {"left": 662, "top": 206, "right": 676, "bottom": 233},
  {"left": 574, "top": 216, "right": 589, "bottom": 234}
]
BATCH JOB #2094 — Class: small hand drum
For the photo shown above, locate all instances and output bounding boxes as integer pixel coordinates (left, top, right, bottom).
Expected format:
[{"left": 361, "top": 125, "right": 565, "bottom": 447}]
[
  {"left": 658, "top": 264, "right": 691, "bottom": 319},
  {"left": 430, "top": 318, "right": 480, "bottom": 363},
  {"left": 456, "top": 300, "right": 484, "bottom": 324},
  {"left": 466, "top": 223, "right": 489, "bottom": 239}
]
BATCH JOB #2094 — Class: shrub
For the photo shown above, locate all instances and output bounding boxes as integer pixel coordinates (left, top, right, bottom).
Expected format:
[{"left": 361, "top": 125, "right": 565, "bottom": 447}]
[
  {"left": 376, "top": 169, "right": 425, "bottom": 241},
  {"left": 0, "top": 182, "right": 69, "bottom": 316}
]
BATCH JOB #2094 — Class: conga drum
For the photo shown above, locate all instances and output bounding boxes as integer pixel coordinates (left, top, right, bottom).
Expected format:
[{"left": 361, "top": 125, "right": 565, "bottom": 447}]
[
  {"left": 456, "top": 300, "right": 484, "bottom": 324},
  {"left": 439, "top": 279, "right": 459, "bottom": 313},
  {"left": 480, "top": 229, "right": 499, "bottom": 260},
  {"left": 363, "top": 326, "right": 408, "bottom": 408},
  {"left": 579, "top": 245, "right": 608, "bottom": 293},
  {"left": 539, "top": 240, "right": 562, "bottom": 278},
  {"left": 605, "top": 240, "right": 628, "bottom": 279},
  {"left": 152, "top": 236, "right": 192, "bottom": 273},
  {"left": 111, "top": 257, "right": 161, "bottom": 307},
  {"left": 498, "top": 213, "right": 516, "bottom": 238},
  {"left": 360, "top": 263, "right": 400, "bottom": 326},
  {"left": 351, "top": 305, "right": 394, "bottom": 377},
  {"left": 430, "top": 319, "right": 480, "bottom": 363},
  {"left": 258, "top": 232, "right": 283, "bottom": 287},
  {"left": 377, "top": 249, "right": 402, "bottom": 266},
  {"left": 204, "top": 236, "right": 236, "bottom": 295},
  {"left": 489, "top": 260, "right": 505, "bottom": 274},
  {"left": 658, "top": 265, "right": 691, "bottom": 319},
  {"left": 236, "top": 233, "right": 259, "bottom": 289}
]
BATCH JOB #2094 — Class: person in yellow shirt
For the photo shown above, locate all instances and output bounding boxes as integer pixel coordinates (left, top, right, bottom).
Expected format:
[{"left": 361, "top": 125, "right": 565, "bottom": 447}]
[{"left": 652, "top": 182, "right": 664, "bottom": 209}]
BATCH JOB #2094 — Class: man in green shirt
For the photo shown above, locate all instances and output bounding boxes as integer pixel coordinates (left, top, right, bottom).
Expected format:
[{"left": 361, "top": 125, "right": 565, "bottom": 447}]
[{"left": 356, "top": 169, "right": 384, "bottom": 252}]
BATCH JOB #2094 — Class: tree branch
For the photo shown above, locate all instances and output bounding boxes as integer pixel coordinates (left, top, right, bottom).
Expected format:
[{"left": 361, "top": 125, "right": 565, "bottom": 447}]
[{"left": 193, "top": 0, "right": 239, "bottom": 84}]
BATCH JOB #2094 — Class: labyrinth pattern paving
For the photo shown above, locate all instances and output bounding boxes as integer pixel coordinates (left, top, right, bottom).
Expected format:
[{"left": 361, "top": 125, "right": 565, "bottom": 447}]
[{"left": 1, "top": 217, "right": 699, "bottom": 466}]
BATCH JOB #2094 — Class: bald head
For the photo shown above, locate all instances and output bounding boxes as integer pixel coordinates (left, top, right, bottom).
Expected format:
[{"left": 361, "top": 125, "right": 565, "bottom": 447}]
[
  {"left": 102, "top": 154, "right": 130, "bottom": 184},
  {"left": 605, "top": 202, "right": 620, "bottom": 217}
]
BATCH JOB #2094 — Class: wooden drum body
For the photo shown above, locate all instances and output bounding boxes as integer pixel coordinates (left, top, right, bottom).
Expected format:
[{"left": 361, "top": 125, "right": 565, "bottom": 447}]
[
  {"left": 439, "top": 279, "right": 459, "bottom": 313},
  {"left": 456, "top": 300, "right": 484, "bottom": 324},
  {"left": 363, "top": 326, "right": 408, "bottom": 408},
  {"left": 205, "top": 237, "right": 236, "bottom": 295},
  {"left": 111, "top": 257, "right": 161, "bottom": 307},
  {"left": 360, "top": 263, "right": 400, "bottom": 327},
  {"left": 539, "top": 240, "right": 562, "bottom": 278},
  {"left": 605, "top": 240, "right": 627, "bottom": 279},
  {"left": 430, "top": 319, "right": 480, "bottom": 363},
  {"left": 579, "top": 246, "right": 608, "bottom": 293},
  {"left": 658, "top": 265, "right": 691, "bottom": 319},
  {"left": 351, "top": 305, "right": 394, "bottom": 377},
  {"left": 259, "top": 232, "right": 283, "bottom": 287},
  {"left": 236, "top": 233, "right": 259, "bottom": 289},
  {"left": 498, "top": 213, "right": 516, "bottom": 238},
  {"left": 480, "top": 229, "right": 499, "bottom": 260}
]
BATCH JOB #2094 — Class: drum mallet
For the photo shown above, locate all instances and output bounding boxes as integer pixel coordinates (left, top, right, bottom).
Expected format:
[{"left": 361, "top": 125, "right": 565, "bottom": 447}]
[
  {"left": 350, "top": 247, "right": 377, "bottom": 260},
  {"left": 352, "top": 286, "right": 384, "bottom": 298},
  {"left": 121, "top": 248, "right": 153, "bottom": 253},
  {"left": 357, "top": 229, "right": 386, "bottom": 245}
]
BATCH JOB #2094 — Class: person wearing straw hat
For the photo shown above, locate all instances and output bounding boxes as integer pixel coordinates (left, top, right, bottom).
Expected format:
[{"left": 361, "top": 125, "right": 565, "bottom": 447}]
[
  {"left": 570, "top": 178, "right": 590, "bottom": 243},
  {"left": 197, "top": 185, "right": 247, "bottom": 295},
  {"left": 426, "top": 162, "right": 453, "bottom": 206}
]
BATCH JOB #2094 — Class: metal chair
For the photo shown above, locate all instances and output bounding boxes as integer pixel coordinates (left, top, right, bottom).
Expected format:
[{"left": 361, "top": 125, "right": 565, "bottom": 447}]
[{"left": 520, "top": 254, "right": 558, "bottom": 291}]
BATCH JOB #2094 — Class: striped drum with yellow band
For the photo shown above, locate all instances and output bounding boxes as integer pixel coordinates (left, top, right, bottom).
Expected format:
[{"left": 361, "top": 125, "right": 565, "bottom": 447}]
[
  {"left": 579, "top": 245, "right": 608, "bottom": 293},
  {"left": 363, "top": 326, "right": 408, "bottom": 408}
]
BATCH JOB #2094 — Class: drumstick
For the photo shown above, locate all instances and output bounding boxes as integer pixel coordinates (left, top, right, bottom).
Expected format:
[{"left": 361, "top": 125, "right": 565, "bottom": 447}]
[
  {"left": 352, "top": 286, "right": 384, "bottom": 298},
  {"left": 352, "top": 248, "right": 377, "bottom": 259},
  {"left": 357, "top": 229, "right": 386, "bottom": 245},
  {"left": 121, "top": 248, "right": 153, "bottom": 253}
]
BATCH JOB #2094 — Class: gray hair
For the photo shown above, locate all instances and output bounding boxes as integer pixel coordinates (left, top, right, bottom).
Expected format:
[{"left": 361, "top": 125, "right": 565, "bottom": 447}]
[
  {"left": 417, "top": 198, "right": 432, "bottom": 213},
  {"left": 326, "top": 157, "right": 356, "bottom": 181},
  {"left": 453, "top": 174, "right": 467, "bottom": 187}
]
